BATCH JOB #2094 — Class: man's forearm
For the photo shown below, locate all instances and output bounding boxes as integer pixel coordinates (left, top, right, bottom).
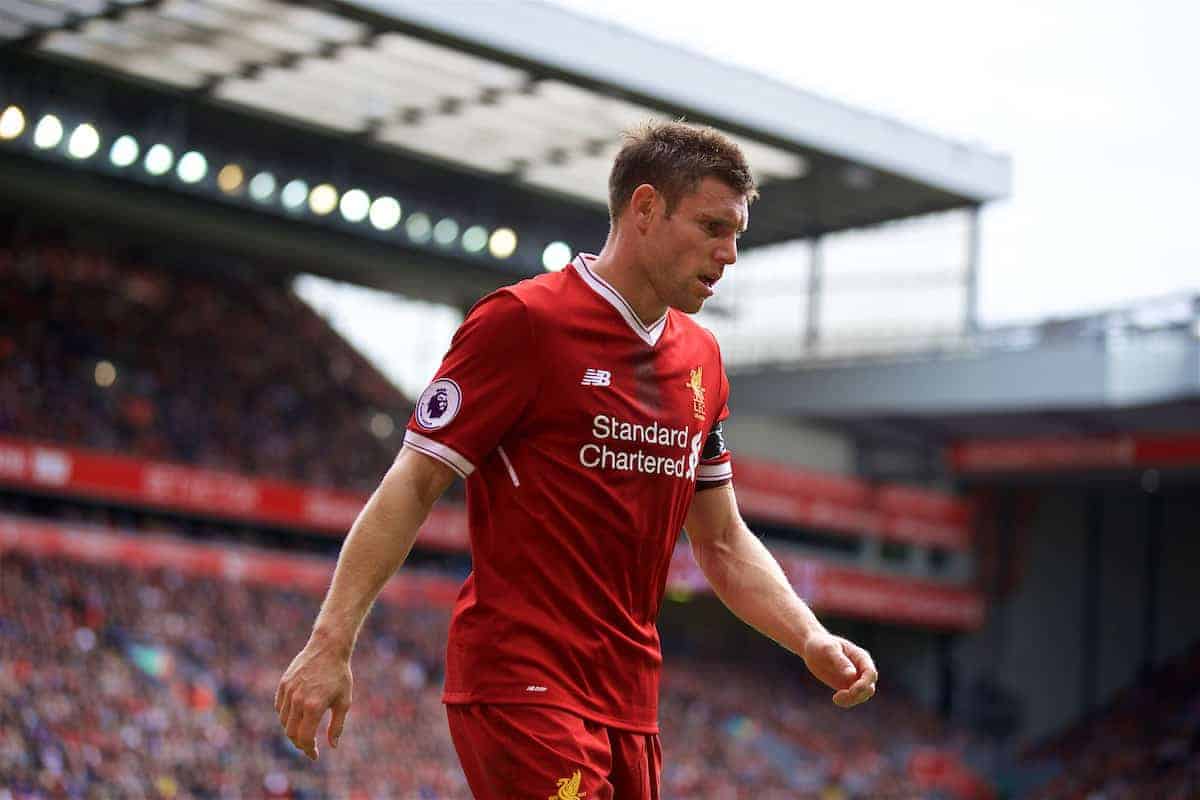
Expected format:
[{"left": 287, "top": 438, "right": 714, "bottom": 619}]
[
  {"left": 690, "top": 521, "right": 825, "bottom": 655},
  {"left": 310, "top": 451, "right": 447, "bottom": 656}
]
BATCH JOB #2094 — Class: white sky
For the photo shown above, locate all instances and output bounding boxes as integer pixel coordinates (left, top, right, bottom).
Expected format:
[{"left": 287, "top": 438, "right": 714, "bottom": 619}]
[
  {"left": 550, "top": 0, "right": 1200, "bottom": 321},
  {"left": 299, "top": 0, "right": 1200, "bottom": 396}
]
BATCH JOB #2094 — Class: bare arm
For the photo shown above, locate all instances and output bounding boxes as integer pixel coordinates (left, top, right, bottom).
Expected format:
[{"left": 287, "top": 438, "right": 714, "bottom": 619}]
[
  {"left": 685, "top": 483, "right": 878, "bottom": 708},
  {"left": 275, "top": 446, "right": 457, "bottom": 759},
  {"left": 310, "top": 446, "right": 456, "bottom": 654}
]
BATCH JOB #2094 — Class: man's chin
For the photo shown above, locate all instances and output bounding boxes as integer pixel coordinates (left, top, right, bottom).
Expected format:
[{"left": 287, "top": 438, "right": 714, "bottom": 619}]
[{"left": 671, "top": 297, "right": 704, "bottom": 315}]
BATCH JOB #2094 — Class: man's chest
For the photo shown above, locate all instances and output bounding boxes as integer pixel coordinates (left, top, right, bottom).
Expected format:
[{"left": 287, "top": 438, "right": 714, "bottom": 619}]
[{"left": 516, "top": 325, "right": 718, "bottom": 483}]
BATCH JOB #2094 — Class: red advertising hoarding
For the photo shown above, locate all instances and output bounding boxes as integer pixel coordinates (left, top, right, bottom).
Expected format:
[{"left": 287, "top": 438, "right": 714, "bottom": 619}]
[
  {"left": 734, "top": 456, "right": 973, "bottom": 550},
  {"left": 0, "top": 436, "right": 972, "bottom": 550},
  {"left": 666, "top": 541, "right": 984, "bottom": 630},
  {"left": 2, "top": 515, "right": 984, "bottom": 630},
  {"left": 0, "top": 516, "right": 461, "bottom": 608},
  {"left": 949, "top": 433, "right": 1200, "bottom": 473},
  {"left": 0, "top": 436, "right": 468, "bottom": 550}
]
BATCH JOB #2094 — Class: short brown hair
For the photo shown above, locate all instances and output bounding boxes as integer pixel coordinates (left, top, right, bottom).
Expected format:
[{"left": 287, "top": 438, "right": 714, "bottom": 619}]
[{"left": 608, "top": 120, "right": 758, "bottom": 223}]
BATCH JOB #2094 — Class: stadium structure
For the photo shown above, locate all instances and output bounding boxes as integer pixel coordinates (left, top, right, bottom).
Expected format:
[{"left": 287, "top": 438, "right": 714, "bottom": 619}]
[{"left": 1, "top": 1, "right": 1197, "bottom": 798}]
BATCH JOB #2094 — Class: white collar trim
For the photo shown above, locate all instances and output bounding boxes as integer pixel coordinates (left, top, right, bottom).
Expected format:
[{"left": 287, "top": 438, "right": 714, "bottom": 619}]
[{"left": 573, "top": 254, "right": 667, "bottom": 347}]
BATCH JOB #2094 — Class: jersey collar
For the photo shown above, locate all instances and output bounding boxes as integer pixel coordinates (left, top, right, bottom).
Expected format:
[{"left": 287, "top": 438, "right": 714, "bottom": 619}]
[{"left": 573, "top": 254, "right": 668, "bottom": 347}]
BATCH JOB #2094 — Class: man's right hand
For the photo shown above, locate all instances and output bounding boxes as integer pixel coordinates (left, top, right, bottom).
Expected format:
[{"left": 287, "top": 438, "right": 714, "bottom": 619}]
[{"left": 275, "top": 637, "right": 353, "bottom": 761}]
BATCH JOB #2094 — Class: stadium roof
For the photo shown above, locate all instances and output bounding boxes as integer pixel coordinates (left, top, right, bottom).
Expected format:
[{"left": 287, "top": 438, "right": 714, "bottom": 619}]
[
  {"left": 729, "top": 293, "right": 1200, "bottom": 480},
  {"left": 2, "top": 0, "right": 1010, "bottom": 255}
]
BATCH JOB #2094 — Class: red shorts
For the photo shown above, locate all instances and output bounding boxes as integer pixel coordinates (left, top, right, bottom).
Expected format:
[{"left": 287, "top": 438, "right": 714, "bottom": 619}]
[{"left": 445, "top": 703, "right": 662, "bottom": 800}]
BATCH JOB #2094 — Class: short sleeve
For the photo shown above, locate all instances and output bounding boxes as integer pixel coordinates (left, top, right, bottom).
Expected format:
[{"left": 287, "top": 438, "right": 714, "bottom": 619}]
[
  {"left": 404, "top": 290, "right": 537, "bottom": 478},
  {"left": 695, "top": 361, "right": 733, "bottom": 490}
]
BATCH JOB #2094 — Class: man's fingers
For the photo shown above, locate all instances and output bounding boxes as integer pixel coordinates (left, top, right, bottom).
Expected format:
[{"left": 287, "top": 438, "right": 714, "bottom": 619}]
[
  {"left": 285, "top": 700, "right": 316, "bottom": 759},
  {"left": 843, "top": 640, "right": 878, "bottom": 682},
  {"left": 833, "top": 681, "right": 877, "bottom": 708},
  {"left": 328, "top": 699, "right": 350, "bottom": 748},
  {"left": 836, "top": 652, "right": 857, "bottom": 679},
  {"left": 278, "top": 689, "right": 293, "bottom": 729},
  {"left": 850, "top": 672, "right": 877, "bottom": 695},
  {"left": 293, "top": 699, "right": 326, "bottom": 761}
]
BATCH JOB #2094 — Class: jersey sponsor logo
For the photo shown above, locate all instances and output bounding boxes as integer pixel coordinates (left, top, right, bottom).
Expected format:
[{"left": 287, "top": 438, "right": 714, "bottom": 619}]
[
  {"left": 580, "top": 368, "right": 611, "bottom": 387},
  {"left": 550, "top": 770, "right": 586, "bottom": 800},
  {"left": 525, "top": 685, "right": 548, "bottom": 693},
  {"left": 579, "top": 414, "right": 703, "bottom": 480},
  {"left": 686, "top": 366, "right": 706, "bottom": 421},
  {"left": 415, "top": 378, "right": 462, "bottom": 430}
]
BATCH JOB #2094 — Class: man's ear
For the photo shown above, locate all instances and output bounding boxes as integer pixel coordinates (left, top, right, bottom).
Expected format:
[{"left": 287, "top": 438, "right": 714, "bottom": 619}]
[{"left": 629, "top": 184, "right": 658, "bottom": 233}]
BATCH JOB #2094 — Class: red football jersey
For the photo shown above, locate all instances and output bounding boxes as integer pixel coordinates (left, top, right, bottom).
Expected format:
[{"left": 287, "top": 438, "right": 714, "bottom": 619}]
[{"left": 405, "top": 254, "right": 733, "bottom": 732}]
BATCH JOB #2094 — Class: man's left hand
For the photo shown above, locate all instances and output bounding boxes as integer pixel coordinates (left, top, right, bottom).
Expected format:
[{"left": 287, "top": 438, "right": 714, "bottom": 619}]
[{"left": 802, "top": 631, "right": 878, "bottom": 708}]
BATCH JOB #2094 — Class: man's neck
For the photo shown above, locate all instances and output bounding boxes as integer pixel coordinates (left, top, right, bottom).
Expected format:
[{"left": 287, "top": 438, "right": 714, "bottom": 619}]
[{"left": 587, "top": 246, "right": 667, "bottom": 328}]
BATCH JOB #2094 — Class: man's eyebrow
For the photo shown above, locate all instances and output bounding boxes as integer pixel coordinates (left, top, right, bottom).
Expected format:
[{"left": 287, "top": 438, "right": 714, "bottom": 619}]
[{"left": 699, "top": 213, "right": 747, "bottom": 232}]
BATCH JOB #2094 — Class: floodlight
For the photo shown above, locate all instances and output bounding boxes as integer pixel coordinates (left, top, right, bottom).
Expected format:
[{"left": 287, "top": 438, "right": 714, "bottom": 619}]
[
  {"left": 369, "top": 196, "right": 401, "bottom": 230},
  {"left": 217, "top": 164, "right": 244, "bottom": 194},
  {"left": 249, "top": 172, "right": 277, "bottom": 202},
  {"left": 0, "top": 106, "right": 26, "bottom": 140},
  {"left": 144, "top": 144, "right": 174, "bottom": 176},
  {"left": 94, "top": 360, "right": 117, "bottom": 388},
  {"left": 110, "top": 135, "right": 139, "bottom": 167},
  {"left": 433, "top": 218, "right": 459, "bottom": 247},
  {"left": 489, "top": 228, "right": 518, "bottom": 259},
  {"left": 309, "top": 183, "right": 338, "bottom": 216},
  {"left": 542, "top": 241, "right": 571, "bottom": 271},
  {"left": 177, "top": 151, "right": 208, "bottom": 183},
  {"left": 406, "top": 212, "right": 432, "bottom": 243},
  {"left": 67, "top": 123, "right": 100, "bottom": 159},
  {"left": 33, "top": 115, "right": 63, "bottom": 149},
  {"left": 340, "top": 189, "right": 369, "bottom": 222},
  {"left": 281, "top": 179, "right": 308, "bottom": 211},
  {"left": 462, "top": 225, "right": 488, "bottom": 253}
]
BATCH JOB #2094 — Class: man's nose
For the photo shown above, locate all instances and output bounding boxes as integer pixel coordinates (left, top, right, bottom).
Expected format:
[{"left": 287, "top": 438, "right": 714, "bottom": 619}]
[{"left": 716, "top": 237, "right": 738, "bottom": 267}]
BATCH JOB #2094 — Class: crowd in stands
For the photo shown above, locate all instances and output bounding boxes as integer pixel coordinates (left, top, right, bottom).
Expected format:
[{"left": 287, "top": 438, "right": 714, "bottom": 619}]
[
  {"left": 1021, "top": 642, "right": 1200, "bottom": 800},
  {"left": 1, "top": 549, "right": 990, "bottom": 799},
  {"left": 6, "top": 231, "right": 1193, "bottom": 798},
  {"left": 0, "top": 239, "right": 410, "bottom": 492}
]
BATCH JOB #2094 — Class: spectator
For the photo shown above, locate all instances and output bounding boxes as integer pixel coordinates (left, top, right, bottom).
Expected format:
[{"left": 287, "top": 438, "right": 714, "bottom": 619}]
[{"left": 0, "top": 241, "right": 410, "bottom": 493}]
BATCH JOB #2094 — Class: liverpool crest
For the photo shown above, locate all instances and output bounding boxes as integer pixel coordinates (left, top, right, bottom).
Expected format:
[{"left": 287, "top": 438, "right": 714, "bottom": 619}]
[
  {"left": 550, "top": 769, "right": 586, "bottom": 800},
  {"left": 686, "top": 366, "right": 706, "bottom": 422}
]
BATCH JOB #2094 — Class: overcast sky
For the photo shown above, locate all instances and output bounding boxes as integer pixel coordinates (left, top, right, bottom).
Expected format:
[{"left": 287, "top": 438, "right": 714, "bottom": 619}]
[
  {"left": 549, "top": 0, "right": 1200, "bottom": 322},
  {"left": 300, "top": 0, "right": 1200, "bottom": 397}
]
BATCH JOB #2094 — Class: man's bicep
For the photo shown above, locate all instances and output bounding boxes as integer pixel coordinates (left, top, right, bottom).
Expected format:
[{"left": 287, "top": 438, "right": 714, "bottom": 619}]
[
  {"left": 684, "top": 482, "right": 741, "bottom": 546},
  {"left": 386, "top": 445, "right": 458, "bottom": 508}
]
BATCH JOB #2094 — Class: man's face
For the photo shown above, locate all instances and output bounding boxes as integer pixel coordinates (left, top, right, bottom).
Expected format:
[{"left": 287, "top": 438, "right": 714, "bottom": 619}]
[{"left": 637, "top": 176, "right": 749, "bottom": 315}]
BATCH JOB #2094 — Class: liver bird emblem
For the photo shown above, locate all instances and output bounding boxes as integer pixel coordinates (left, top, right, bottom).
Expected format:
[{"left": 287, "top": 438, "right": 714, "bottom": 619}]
[{"left": 550, "top": 769, "right": 586, "bottom": 800}]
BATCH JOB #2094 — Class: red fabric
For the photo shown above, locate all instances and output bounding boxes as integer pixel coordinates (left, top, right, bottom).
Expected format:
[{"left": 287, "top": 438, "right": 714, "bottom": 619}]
[
  {"left": 408, "top": 258, "right": 731, "bottom": 732},
  {"left": 446, "top": 704, "right": 661, "bottom": 800}
]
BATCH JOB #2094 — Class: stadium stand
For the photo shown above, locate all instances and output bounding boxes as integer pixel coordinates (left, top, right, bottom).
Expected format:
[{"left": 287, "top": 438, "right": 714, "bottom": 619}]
[
  {"left": 0, "top": 526, "right": 994, "bottom": 800},
  {"left": 1020, "top": 642, "right": 1200, "bottom": 800},
  {"left": 4, "top": 226, "right": 1193, "bottom": 798},
  {"left": 0, "top": 234, "right": 409, "bottom": 493}
]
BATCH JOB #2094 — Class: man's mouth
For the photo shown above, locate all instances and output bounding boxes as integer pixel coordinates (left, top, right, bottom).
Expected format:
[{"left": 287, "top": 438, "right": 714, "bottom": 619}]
[{"left": 699, "top": 274, "right": 719, "bottom": 289}]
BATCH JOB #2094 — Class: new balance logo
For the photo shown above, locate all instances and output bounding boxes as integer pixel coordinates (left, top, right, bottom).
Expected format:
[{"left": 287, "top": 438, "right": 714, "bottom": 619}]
[{"left": 580, "top": 369, "right": 611, "bottom": 387}]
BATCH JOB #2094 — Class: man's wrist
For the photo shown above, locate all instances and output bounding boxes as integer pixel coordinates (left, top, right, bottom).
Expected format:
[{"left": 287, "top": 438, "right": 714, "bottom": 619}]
[
  {"left": 310, "top": 623, "right": 355, "bottom": 660},
  {"left": 793, "top": 614, "right": 828, "bottom": 654}
]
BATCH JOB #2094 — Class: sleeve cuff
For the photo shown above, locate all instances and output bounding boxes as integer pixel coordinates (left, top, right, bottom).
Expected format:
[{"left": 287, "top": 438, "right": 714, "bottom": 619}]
[
  {"left": 696, "top": 462, "right": 733, "bottom": 482},
  {"left": 403, "top": 430, "right": 475, "bottom": 478}
]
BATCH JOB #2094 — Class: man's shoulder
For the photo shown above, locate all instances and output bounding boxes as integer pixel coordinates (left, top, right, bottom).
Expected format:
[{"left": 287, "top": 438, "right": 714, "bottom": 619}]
[
  {"left": 503, "top": 267, "right": 576, "bottom": 309},
  {"left": 467, "top": 269, "right": 574, "bottom": 324},
  {"left": 473, "top": 268, "right": 573, "bottom": 315}
]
